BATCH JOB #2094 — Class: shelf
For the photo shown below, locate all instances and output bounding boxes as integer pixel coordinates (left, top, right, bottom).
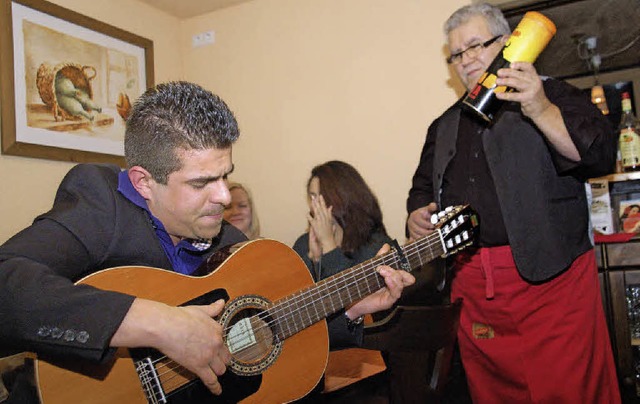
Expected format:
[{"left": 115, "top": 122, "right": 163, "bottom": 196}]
[{"left": 590, "top": 172, "right": 640, "bottom": 183}]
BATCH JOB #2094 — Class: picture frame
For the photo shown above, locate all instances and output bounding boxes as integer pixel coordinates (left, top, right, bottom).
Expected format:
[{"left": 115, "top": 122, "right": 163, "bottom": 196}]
[
  {"left": 0, "top": 0, "right": 154, "bottom": 166},
  {"left": 619, "top": 199, "right": 640, "bottom": 234}
]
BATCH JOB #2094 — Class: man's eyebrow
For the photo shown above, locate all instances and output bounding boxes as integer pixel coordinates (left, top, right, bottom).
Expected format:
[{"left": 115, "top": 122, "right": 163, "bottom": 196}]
[
  {"left": 188, "top": 164, "right": 235, "bottom": 183},
  {"left": 450, "top": 36, "right": 483, "bottom": 52}
]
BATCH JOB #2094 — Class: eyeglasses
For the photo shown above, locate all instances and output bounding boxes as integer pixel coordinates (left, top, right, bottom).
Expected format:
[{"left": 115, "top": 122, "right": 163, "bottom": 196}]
[{"left": 446, "top": 36, "right": 502, "bottom": 64}]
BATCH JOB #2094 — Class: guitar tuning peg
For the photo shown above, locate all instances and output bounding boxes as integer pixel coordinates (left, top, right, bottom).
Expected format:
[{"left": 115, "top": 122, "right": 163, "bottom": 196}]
[
  {"left": 430, "top": 214, "right": 439, "bottom": 225},
  {"left": 445, "top": 206, "right": 453, "bottom": 212}
]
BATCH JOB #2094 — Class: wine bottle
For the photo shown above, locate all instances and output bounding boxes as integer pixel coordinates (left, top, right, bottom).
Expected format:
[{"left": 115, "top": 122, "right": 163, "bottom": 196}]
[{"left": 619, "top": 92, "right": 640, "bottom": 172}]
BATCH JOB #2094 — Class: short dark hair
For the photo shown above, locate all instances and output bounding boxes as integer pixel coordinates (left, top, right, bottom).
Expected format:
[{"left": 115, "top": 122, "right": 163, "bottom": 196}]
[
  {"left": 308, "top": 160, "right": 387, "bottom": 253},
  {"left": 125, "top": 81, "right": 239, "bottom": 184}
]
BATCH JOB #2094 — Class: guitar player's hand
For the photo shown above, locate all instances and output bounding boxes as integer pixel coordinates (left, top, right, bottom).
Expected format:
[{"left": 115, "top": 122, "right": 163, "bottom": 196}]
[
  {"left": 111, "top": 298, "right": 231, "bottom": 395},
  {"left": 345, "top": 245, "right": 416, "bottom": 319},
  {"left": 407, "top": 202, "right": 438, "bottom": 241}
]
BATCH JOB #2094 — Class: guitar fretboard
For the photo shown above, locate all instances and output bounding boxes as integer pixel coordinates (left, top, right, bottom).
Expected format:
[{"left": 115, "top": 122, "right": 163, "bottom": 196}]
[{"left": 269, "top": 231, "right": 445, "bottom": 340}]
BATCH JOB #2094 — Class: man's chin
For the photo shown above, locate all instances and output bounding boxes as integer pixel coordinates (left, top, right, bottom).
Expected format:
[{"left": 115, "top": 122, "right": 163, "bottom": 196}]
[{"left": 195, "top": 224, "right": 222, "bottom": 240}]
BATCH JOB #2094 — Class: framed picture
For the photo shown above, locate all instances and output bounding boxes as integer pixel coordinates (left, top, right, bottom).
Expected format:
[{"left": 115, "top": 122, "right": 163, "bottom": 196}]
[
  {"left": 619, "top": 199, "right": 640, "bottom": 234},
  {"left": 0, "top": 0, "right": 154, "bottom": 166}
]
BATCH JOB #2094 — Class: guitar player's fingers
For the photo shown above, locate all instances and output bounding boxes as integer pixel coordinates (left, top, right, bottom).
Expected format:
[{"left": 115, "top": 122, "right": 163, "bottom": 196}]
[
  {"left": 378, "top": 265, "right": 415, "bottom": 299},
  {"left": 200, "top": 369, "right": 223, "bottom": 395},
  {"left": 346, "top": 267, "right": 416, "bottom": 318},
  {"left": 200, "top": 298, "right": 226, "bottom": 318},
  {"left": 194, "top": 300, "right": 233, "bottom": 365},
  {"left": 375, "top": 243, "right": 391, "bottom": 256},
  {"left": 113, "top": 298, "right": 231, "bottom": 395},
  {"left": 171, "top": 305, "right": 229, "bottom": 396}
]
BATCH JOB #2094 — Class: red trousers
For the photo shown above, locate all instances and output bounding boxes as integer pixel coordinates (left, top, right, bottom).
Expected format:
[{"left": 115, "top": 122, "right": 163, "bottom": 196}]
[{"left": 451, "top": 246, "right": 620, "bottom": 404}]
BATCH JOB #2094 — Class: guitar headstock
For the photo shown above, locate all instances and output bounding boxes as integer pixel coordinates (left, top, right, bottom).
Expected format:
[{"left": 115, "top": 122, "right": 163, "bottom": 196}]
[{"left": 432, "top": 205, "right": 479, "bottom": 257}]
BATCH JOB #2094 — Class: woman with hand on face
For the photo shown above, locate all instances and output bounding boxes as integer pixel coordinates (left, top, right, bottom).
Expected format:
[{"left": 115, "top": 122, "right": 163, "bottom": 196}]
[
  {"left": 223, "top": 182, "right": 261, "bottom": 240},
  {"left": 292, "top": 160, "right": 391, "bottom": 281}
]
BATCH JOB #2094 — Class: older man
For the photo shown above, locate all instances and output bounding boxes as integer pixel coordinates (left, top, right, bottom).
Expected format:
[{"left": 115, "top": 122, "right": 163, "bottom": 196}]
[{"left": 407, "top": 4, "right": 619, "bottom": 403}]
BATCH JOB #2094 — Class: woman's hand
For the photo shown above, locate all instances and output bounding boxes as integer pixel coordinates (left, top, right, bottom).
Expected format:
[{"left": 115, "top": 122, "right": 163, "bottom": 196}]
[
  {"left": 306, "top": 195, "right": 341, "bottom": 258},
  {"left": 308, "top": 226, "right": 322, "bottom": 262}
]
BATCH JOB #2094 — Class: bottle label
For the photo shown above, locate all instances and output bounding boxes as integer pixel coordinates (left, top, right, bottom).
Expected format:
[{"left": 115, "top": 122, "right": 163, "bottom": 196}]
[
  {"left": 474, "top": 56, "right": 509, "bottom": 93},
  {"left": 620, "top": 128, "right": 640, "bottom": 169}
]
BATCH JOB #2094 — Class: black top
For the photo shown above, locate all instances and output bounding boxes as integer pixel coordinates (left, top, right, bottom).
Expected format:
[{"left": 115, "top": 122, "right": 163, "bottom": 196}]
[
  {"left": 442, "top": 113, "right": 508, "bottom": 246},
  {"left": 407, "top": 77, "right": 617, "bottom": 281}
]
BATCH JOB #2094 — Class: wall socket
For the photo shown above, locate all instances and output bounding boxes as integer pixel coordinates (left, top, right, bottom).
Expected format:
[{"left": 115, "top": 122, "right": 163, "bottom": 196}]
[{"left": 192, "top": 30, "right": 215, "bottom": 48}]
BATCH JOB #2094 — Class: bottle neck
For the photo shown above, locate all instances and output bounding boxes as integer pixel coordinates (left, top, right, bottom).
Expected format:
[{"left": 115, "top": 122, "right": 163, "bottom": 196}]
[{"left": 622, "top": 98, "right": 633, "bottom": 114}]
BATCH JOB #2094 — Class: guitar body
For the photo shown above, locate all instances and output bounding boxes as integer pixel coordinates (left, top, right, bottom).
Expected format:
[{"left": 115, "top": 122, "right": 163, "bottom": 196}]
[{"left": 35, "top": 239, "right": 329, "bottom": 404}]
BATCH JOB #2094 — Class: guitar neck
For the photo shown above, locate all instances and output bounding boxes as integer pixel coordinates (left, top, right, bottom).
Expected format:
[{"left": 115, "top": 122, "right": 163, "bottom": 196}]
[{"left": 271, "top": 231, "right": 445, "bottom": 339}]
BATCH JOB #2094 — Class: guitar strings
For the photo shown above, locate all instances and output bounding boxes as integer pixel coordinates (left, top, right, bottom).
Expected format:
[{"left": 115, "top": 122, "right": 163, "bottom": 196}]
[
  {"left": 223, "top": 231, "right": 445, "bottom": 349},
  {"left": 205, "top": 231, "right": 446, "bottom": 371},
  {"left": 137, "top": 220, "right": 456, "bottom": 399},
  {"left": 141, "top": 231, "right": 445, "bottom": 389},
  {"left": 138, "top": 233, "right": 448, "bottom": 403},
  {"left": 219, "top": 232, "right": 443, "bottom": 355}
]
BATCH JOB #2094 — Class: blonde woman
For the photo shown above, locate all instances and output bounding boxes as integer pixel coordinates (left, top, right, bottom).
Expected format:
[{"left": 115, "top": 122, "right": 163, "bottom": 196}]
[{"left": 224, "top": 182, "right": 260, "bottom": 239}]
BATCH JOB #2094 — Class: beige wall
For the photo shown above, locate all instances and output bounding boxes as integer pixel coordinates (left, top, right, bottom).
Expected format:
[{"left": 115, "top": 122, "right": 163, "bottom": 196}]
[
  {"left": 183, "top": 0, "right": 467, "bottom": 246},
  {"left": 0, "top": 0, "right": 183, "bottom": 243},
  {"left": 0, "top": 0, "right": 468, "bottom": 247}
]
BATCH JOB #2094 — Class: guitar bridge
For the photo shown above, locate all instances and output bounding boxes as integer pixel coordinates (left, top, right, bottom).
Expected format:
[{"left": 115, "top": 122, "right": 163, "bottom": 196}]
[{"left": 135, "top": 356, "right": 167, "bottom": 403}]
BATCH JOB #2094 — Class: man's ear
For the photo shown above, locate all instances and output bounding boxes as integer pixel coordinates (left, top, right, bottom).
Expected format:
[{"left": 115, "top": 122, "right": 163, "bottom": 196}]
[{"left": 127, "top": 166, "right": 154, "bottom": 200}]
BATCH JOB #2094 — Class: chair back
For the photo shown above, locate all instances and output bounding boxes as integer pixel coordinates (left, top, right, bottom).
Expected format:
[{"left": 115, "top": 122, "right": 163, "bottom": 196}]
[{"left": 363, "top": 299, "right": 462, "bottom": 400}]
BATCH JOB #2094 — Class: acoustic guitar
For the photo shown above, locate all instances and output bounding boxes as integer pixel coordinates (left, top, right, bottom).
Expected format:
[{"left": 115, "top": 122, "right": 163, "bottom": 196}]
[{"left": 34, "top": 205, "right": 477, "bottom": 403}]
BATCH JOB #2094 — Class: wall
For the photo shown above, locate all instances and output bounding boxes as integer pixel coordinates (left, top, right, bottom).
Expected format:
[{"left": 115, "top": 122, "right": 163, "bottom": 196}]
[
  {"left": 1, "top": 0, "right": 468, "bottom": 248},
  {"left": 0, "top": 0, "right": 183, "bottom": 243},
  {"left": 182, "top": 0, "right": 467, "bottom": 246}
]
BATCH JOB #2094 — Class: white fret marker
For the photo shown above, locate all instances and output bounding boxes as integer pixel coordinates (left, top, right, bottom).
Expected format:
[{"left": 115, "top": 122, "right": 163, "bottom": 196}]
[{"left": 227, "top": 318, "right": 256, "bottom": 354}]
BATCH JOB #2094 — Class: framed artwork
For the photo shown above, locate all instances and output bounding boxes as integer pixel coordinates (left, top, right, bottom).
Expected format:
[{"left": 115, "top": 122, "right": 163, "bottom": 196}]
[
  {"left": 0, "top": 0, "right": 154, "bottom": 166},
  {"left": 619, "top": 199, "right": 640, "bottom": 234}
]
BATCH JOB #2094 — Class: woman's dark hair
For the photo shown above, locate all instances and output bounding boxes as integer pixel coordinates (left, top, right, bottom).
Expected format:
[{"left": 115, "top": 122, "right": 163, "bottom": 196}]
[{"left": 308, "top": 160, "right": 386, "bottom": 253}]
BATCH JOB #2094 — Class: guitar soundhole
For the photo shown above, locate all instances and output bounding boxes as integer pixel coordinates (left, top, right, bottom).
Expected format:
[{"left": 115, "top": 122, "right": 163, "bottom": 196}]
[{"left": 221, "top": 295, "right": 282, "bottom": 376}]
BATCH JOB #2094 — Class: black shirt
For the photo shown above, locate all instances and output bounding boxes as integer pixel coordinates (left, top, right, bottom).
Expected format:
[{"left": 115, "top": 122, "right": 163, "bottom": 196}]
[{"left": 440, "top": 111, "right": 509, "bottom": 246}]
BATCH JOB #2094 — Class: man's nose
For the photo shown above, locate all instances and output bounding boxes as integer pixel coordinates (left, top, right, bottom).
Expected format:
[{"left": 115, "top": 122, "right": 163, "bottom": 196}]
[{"left": 212, "top": 181, "right": 231, "bottom": 206}]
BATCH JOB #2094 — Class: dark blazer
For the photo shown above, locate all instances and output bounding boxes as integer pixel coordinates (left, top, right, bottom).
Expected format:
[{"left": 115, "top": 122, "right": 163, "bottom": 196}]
[
  {"left": 408, "top": 78, "right": 616, "bottom": 282},
  {"left": 0, "top": 164, "right": 246, "bottom": 362}
]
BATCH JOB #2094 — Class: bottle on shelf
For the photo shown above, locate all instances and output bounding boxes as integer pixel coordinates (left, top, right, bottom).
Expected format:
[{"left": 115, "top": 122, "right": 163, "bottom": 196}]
[{"left": 619, "top": 92, "right": 640, "bottom": 172}]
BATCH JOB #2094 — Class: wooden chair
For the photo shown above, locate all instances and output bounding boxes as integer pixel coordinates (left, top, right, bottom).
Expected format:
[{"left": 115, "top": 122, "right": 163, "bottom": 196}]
[
  {"left": 322, "top": 347, "right": 387, "bottom": 394},
  {"left": 362, "top": 299, "right": 463, "bottom": 402}
]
